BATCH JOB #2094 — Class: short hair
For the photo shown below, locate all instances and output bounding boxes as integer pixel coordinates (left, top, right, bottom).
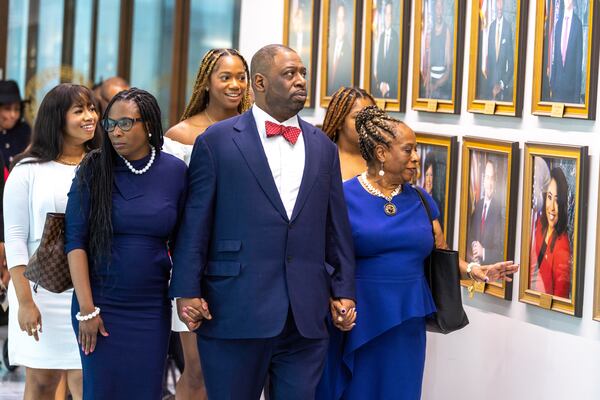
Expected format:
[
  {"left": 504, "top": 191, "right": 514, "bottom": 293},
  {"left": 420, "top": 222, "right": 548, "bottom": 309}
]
[
  {"left": 541, "top": 167, "right": 570, "bottom": 244},
  {"left": 181, "top": 48, "right": 252, "bottom": 120},
  {"left": 322, "top": 87, "right": 375, "bottom": 142},
  {"left": 250, "top": 44, "right": 294, "bottom": 78},
  {"left": 355, "top": 105, "right": 405, "bottom": 163}
]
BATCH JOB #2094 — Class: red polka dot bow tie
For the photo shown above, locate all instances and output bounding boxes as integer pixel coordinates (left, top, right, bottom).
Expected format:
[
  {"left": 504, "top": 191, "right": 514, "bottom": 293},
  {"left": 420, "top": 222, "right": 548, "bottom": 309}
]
[{"left": 265, "top": 121, "right": 302, "bottom": 145}]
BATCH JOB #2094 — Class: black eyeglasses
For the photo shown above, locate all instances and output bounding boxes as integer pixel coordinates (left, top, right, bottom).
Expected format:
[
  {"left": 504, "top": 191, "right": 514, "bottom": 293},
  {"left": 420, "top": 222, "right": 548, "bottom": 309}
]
[{"left": 102, "top": 117, "right": 144, "bottom": 133}]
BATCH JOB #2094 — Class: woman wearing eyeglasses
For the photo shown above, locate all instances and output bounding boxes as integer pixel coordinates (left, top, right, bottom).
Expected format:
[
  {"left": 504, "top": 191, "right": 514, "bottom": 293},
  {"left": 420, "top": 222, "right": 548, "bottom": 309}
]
[{"left": 65, "top": 88, "right": 188, "bottom": 399}]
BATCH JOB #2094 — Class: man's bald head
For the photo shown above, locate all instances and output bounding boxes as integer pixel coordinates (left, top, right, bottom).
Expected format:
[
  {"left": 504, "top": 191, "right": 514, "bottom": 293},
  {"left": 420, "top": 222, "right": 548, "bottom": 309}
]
[
  {"left": 250, "top": 44, "right": 296, "bottom": 80},
  {"left": 94, "top": 76, "right": 130, "bottom": 114}
]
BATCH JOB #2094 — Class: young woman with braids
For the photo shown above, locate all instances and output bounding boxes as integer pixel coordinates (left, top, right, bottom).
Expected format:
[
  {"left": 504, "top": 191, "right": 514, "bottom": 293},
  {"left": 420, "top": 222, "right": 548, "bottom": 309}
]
[
  {"left": 4, "top": 83, "right": 102, "bottom": 399},
  {"left": 317, "top": 106, "right": 518, "bottom": 400},
  {"left": 162, "top": 48, "right": 251, "bottom": 400},
  {"left": 165, "top": 48, "right": 252, "bottom": 146},
  {"left": 322, "top": 86, "right": 375, "bottom": 181},
  {"left": 65, "top": 88, "right": 188, "bottom": 399}
]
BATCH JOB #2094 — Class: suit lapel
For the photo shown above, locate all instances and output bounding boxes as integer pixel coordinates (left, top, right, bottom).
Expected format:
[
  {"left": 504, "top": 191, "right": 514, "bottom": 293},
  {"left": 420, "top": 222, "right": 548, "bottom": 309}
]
[
  {"left": 290, "top": 118, "right": 321, "bottom": 223},
  {"left": 232, "top": 111, "right": 289, "bottom": 222}
]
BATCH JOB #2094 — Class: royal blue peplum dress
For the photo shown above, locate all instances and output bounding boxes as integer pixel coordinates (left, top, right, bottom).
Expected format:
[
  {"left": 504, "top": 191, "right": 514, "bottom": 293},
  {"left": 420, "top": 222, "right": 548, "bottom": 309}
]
[
  {"left": 65, "top": 151, "right": 187, "bottom": 399},
  {"left": 317, "top": 178, "right": 438, "bottom": 400}
]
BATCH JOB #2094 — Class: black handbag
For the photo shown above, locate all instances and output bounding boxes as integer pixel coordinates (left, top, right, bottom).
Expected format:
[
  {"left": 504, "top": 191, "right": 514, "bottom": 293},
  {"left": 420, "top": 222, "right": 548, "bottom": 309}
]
[{"left": 415, "top": 188, "right": 469, "bottom": 334}]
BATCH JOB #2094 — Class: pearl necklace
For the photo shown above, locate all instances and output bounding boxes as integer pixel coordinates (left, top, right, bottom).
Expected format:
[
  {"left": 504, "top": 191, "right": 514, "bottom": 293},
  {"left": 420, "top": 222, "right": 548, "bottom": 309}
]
[
  {"left": 119, "top": 147, "right": 156, "bottom": 175},
  {"left": 359, "top": 172, "right": 403, "bottom": 216}
]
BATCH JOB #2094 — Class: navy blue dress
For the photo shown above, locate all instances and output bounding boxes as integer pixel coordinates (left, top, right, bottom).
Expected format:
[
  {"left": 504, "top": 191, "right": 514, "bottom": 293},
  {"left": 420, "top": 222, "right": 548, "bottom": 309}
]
[
  {"left": 317, "top": 179, "right": 438, "bottom": 400},
  {"left": 65, "top": 151, "right": 187, "bottom": 399}
]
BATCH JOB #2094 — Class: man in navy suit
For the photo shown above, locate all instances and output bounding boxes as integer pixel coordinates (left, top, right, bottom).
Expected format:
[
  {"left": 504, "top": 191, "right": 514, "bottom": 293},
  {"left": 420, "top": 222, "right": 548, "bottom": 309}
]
[
  {"left": 483, "top": 0, "right": 514, "bottom": 101},
  {"left": 550, "top": 0, "right": 583, "bottom": 104},
  {"left": 170, "top": 44, "right": 356, "bottom": 400},
  {"left": 468, "top": 160, "right": 505, "bottom": 265},
  {"left": 374, "top": 0, "right": 399, "bottom": 98}
]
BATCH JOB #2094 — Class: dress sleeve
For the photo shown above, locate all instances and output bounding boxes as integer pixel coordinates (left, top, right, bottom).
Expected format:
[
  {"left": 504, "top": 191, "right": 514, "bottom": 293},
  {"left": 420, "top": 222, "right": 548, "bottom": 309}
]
[
  {"left": 64, "top": 170, "right": 91, "bottom": 254},
  {"left": 552, "top": 235, "right": 572, "bottom": 299},
  {"left": 3, "top": 163, "right": 32, "bottom": 269}
]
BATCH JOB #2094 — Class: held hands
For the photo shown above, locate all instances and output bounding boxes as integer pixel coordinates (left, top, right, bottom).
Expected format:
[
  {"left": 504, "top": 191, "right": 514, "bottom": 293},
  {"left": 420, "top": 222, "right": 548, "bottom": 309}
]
[
  {"left": 18, "top": 299, "right": 42, "bottom": 341},
  {"left": 473, "top": 261, "right": 519, "bottom": 283},
  {"left": 177, "top": 297, "right": 212, "bottom": 331},
  {"left": 78, "top": 313, "right": 109, "bottom": 355},
  {"left": 330, "top": 298, "right": 356, "bottom": 332},
  {"left": 471, "top": 241, "right": 484, "bottom": 263}
]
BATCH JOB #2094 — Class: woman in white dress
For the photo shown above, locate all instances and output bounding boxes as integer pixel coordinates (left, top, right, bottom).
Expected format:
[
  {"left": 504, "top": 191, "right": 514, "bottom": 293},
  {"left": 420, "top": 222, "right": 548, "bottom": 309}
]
[
  {"left": 3, "top": 83, "right": 102, "bottom": 399},
  {"left": 164, "top": 47, "right": 251, "bottom": 400}
]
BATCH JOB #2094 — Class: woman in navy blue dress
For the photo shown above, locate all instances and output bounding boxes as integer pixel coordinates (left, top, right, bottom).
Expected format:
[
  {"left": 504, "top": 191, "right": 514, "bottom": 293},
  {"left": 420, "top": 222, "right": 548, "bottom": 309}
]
[
  {"left": 65, "top": 88, "right": 187, "bottom": 399},
  {"left": 317, "top": 106, "right": 518, "bottom": 399}
]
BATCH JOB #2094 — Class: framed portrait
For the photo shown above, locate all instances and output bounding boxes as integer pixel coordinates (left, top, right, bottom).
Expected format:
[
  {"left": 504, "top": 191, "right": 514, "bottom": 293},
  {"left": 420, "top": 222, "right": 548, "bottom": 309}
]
[
  {"left": 467, "top": 0, "right": 529, "bottom": 116},
  {"left": 519, "top": 143, "right": 588, "bottom": 316},
  {"left": 363, "top": 0, "right": 411, "bottom": 112},
  {"left": 415, "top": 133, "right": 458, "bottom": 245},
  {"left": 283, "top": 0, "right": 321, "bottom": 108},
  {"left": 531, "top": 0, "right": 600, "bottom": 119},
  {"left": 458, "top": 138, "right": 519, "bottom": 300},
  {"left": 411, "top": 0, "right": 466, "bottom": 114},
  {"left": 320, "top": 0, "right": 364, "bottom": 107}
]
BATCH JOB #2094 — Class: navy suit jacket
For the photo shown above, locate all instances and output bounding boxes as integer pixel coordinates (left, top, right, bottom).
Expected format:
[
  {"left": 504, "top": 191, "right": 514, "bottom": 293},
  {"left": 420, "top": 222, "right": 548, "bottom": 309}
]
[
  {"left": 169, "top": 110, "right": 356, "bottom": 340},
  {"left": 550, "top": 12, "right": 583, "bottom": 104},
  {"left": 485, "top": 18, "right": 514, "bottom": 101}
]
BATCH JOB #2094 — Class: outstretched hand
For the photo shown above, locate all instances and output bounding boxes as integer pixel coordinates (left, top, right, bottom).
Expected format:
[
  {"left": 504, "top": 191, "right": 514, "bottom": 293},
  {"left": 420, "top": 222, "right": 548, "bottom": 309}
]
[
  {"left": 177, "top": 297, "right": 212, "bottom": 331},
  {"left": 476, "top": 261, "right": 519, "bottom": 282}
]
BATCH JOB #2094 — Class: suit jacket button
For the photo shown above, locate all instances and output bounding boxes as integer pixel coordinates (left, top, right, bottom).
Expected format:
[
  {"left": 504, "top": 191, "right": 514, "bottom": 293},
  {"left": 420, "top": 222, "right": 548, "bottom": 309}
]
[{"left": 287, "top": 256, "right": 292, "bottom": 263}]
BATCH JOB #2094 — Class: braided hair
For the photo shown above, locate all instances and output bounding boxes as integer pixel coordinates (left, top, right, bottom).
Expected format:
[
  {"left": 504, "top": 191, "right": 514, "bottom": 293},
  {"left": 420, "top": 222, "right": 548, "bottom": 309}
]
[
  {"left": 322, "top": 86, "right": 375, "bottom": 142},
  {"left": 180, "top": 48, "right": 252, "bottom": 120},
  {"left": 77, "top": 88, "right": 164, "bottom": 264},
  {"left": 355, "top": 105, "right": 403, "bottom": 163}
]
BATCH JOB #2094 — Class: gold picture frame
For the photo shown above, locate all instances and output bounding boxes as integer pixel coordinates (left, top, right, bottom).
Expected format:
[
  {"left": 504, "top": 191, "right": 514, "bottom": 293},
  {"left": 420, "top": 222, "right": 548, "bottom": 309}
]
[
  {"left": 411, "top": 0, "right": 466, "bottom": 114},
  {"left": 319, "top": 0, "right": 363, "bottom": 107},
  {"left": 458, "top": 137, "right": 519, "bottom": 300},
  {"left": 519, "top": 143, "right": 588, "bottom": 316},
  {"left": 415, "top": 132, "right": 458, "bottom": 245},
  {"left": 593, "top": 170, "right": 600, "bottom": 321},
  {"left": 467, "top": 0, "right": 529, "bottom": 116},
  {"left": 531, "top": 0, "right": 600, "bottom": 119},
  {"left": 283, "top": 0, "right": 321, "bottom": 108},
  {"left": 363, "top": 0, "right": 411, "bottom": 112}
]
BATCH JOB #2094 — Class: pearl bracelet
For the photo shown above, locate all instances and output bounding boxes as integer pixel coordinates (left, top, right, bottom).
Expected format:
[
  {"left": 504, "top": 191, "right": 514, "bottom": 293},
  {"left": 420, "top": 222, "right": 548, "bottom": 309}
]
[
  {"left": 466, "top": 262, "right": 481, "bottom": 281},
  {"left": 76, "top": 307, "right": 101, "bottom": 321}
]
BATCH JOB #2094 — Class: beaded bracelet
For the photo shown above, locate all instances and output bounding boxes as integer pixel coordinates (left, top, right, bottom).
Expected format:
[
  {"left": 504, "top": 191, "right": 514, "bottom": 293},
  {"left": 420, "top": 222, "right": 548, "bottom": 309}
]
[{"left": 76, "top": 307, "right": 101, "bottom": 321}]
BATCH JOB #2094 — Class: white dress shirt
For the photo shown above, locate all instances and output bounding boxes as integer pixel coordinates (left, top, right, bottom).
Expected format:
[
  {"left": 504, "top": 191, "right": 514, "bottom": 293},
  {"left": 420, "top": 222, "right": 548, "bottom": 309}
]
[{"left": 252, "top": 105, "right": 305, "bottom": 219}]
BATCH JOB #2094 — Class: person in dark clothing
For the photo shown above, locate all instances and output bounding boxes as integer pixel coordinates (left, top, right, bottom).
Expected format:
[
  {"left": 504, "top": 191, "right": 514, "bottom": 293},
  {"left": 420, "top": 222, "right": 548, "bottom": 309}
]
[{"left": 0, "top": 80, "right": 31, "bottom": 170}]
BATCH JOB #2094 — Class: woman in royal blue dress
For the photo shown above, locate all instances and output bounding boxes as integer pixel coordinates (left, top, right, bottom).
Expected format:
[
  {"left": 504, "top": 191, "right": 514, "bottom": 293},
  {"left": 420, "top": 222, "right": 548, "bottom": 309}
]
[
  {"left": 65, "top": 88, "right": 187, "bottom": 399},
  {"left": 318, "top": 106, "right": 518, "bottom": 400}
]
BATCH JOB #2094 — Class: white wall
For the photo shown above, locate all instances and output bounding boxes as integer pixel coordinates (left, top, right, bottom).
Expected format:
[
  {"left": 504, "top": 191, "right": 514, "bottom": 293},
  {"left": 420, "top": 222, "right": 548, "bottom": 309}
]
[{"left": 239, "top": 1, "right": 600, "bottom": 398}]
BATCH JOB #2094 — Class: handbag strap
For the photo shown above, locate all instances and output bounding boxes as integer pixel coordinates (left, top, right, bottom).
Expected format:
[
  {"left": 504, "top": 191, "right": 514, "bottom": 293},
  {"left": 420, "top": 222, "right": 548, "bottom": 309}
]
[{"left": 413, "top": 186, "right": 436, "bottom": 251}]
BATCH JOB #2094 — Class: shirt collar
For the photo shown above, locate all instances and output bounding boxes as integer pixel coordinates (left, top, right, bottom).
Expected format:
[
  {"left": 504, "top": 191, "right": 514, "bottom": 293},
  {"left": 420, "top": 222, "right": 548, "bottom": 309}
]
[{"left": 252, "top": 104, "right": 301, "bottom": 138}]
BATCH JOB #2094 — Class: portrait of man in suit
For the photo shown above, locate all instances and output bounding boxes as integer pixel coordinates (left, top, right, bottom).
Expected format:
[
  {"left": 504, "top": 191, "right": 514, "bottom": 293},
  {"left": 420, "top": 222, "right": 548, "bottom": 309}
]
[
  {"left": 327, "top": 0, "right": 354, "bottom": 95},
  {"left": 478, "top": 0, "right": 514, "bottom": 101},
  {"left": 373, "top": 1, "right": 399, "bottom": 98},
  {"left": 467, "top": 158, "right": 506, "bottom": 265},
  {"left": 288, "top": 0, "right": 312, "bottom": 98},
  {"left": 546, "top": 0, "right": 584, "bottom": 103}
]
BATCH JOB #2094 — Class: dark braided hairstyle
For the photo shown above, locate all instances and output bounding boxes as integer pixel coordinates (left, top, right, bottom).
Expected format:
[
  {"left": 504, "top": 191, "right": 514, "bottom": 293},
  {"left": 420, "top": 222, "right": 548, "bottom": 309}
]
[
  {"left": 322, "top": 86, "right": 375, "bottom": 142},
  {"left": 355, "top": 105, "right": 403, "bottom": 164},
  {"left": 180, "top": 48, "right": 252, "bottom": 120},
  {"left": 77, "top": 88, "right": 164, "bottom": 264}
]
